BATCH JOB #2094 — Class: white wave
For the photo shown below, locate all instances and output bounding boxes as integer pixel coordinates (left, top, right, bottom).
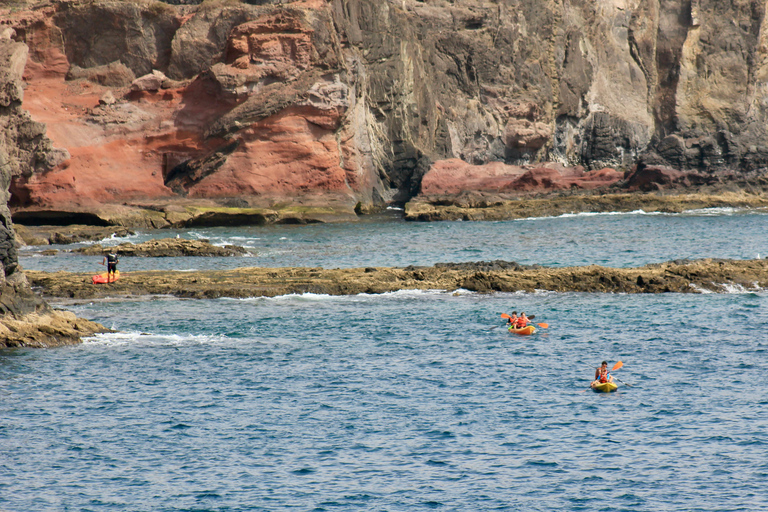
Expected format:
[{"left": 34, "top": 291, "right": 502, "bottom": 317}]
[
  {"left": 717, "top": 282, "right": 764, "bottom": 294},
  {"left": 688, "top": 283, "right": 713, "bottom": 293},
  {"left": 83, "top": 330, "right": 230, "bottom": 347},
  {"left": 224, "top": 288, "right": 464, "bottom": 302},
  {"left": 387, "top": 206, "right": 404, "bottom": 211},
  {"left": 682, "top": 207, "right": 744, "bottom": 216},
  {"left": 517, "top": 209, "right": 660, "bottom": 222},
  {"left": 689, "top": 281, "right": 765, "bottom": 294},
  {"left": 359, "top": 288, "right": 449, "bottom": 297}
]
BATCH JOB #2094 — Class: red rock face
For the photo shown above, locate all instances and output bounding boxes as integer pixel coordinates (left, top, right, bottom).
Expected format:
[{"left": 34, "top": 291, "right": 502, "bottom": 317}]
[
  {"left": 7, "top": 4, "right": 359, "bottom": 218},
  {"left": 419, "top": 159, "right": 622, "bottom": 196},
  {"left": 184, "top": 106, "right": 350, "bottom": 198}
]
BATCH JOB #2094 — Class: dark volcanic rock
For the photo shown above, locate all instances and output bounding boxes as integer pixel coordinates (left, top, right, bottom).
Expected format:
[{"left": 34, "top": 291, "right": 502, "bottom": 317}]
[{"left": 72, "top": 238, "right": 251, "bottom": 257}]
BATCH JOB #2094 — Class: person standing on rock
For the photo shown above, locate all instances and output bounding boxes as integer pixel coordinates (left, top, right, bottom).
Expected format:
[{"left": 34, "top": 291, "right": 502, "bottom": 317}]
[{"left": 101, "top": 250, "right": 119, "bottom": 283}]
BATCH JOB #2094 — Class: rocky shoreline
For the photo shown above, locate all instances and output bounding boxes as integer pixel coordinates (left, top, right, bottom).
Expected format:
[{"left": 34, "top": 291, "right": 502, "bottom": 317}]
[
  {"left": 404, "top": 191, "right": 768, "bottom": 222},
  {"left": 25, "top": 259, "right": 768, "bottom": 301}
]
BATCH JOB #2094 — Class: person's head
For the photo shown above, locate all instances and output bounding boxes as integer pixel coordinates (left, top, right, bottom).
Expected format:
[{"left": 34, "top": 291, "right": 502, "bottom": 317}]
[
  {"left": 601, "top": 361, "right": 608, "bottom": 368},
  {"left": 520, "top": 312, "right": 525, "bottom": 316}
]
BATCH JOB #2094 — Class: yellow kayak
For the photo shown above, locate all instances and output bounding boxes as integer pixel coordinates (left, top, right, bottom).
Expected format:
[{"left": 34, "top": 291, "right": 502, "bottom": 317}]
[
  {"left": 508, "top": 325, "right": 536, "bottom": 335},
  {"left": 591, "top": 380, "right": 618, "bottom": 393}
]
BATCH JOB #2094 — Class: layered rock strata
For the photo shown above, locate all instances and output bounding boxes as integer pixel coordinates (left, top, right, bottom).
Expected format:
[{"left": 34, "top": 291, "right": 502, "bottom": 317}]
[
  {"left": 2, "top": 0, "right": 768, "bottom": 226},
  {"left": 25, "top": 259, "right": 768, "bottom": 300}
]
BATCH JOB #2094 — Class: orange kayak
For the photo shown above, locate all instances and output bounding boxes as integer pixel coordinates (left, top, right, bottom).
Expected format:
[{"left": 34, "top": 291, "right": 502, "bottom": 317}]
[
  {"left": 92, "top": 270, "right": 120, "bottom": 284},
  {"left": 508, "top": 325, "right": 536, "bottom": 335}
]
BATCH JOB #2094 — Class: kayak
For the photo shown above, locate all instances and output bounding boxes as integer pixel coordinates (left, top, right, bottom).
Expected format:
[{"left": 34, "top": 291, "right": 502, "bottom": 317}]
[
  {"left": 508, "top": 325, "right": 536, "bottom": 335},
  {"left": 591, "top": 380, "right": 618, "bottom": 393},
  {"left": 92, "top": 270, "right": 120, "bottom": 284}
]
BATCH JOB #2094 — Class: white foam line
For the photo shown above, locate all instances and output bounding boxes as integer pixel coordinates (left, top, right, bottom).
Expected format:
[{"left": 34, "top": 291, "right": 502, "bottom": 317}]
[{"left": 83, "top": 331, "right": 231, "bottom": 346}]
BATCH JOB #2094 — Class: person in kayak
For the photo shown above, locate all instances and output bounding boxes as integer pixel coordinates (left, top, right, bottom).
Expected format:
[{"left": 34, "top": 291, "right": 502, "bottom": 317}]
[
  {"left": 594, "top": 361, "right": 614, "bottom": 383},
  {"left": 101, "top": 250, "right": 119, "bottom": 283},
  {"left": 513, "top": 312, "right": 531, "bottom": 328},
  {"left": 506, "top": 312, "right": 518, "bottom": 326}
]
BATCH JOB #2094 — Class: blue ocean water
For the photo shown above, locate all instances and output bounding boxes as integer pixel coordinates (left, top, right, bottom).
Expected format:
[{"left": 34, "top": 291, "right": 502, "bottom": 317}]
[
  {"left": 18, "top": 207, "right": 768, "bottom": 272},
  {"left": 3, "top": 208, "right": 768, "bottom": 511}
]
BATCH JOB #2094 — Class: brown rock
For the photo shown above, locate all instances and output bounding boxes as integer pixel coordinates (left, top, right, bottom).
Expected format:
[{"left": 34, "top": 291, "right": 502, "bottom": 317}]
[
  {"left": 72, "top": 238, "right": 250, "bottom": 257},
  {"left": 23, "top": 259, "right": 768, "bottom": 300}
]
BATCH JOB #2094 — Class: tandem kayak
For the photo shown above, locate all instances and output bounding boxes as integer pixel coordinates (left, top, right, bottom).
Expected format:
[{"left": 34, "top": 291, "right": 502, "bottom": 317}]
[
  {"left": 591, "top": 380, "right": 618, "bottom": 393},
  {"left": 508, "top": 325, "right": 536, "bottom": 335}
]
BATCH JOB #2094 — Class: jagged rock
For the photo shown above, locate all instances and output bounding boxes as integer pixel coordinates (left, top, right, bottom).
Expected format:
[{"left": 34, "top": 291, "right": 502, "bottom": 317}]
[
  {"left": 130, "top": 70, "right": 168, "bottom": 92},
  {"left": 0, "top": 310, "right": 111, "bottom": 348},
  {"left": 72, "top": 238, "right": 251, "bottom": 257},
  {"left": 99, "top": 90, "right": 117, "bottom": 106},
  {"left": 13, "top": 224, "right": 135, "bottom": 246},
  {"left": 66, "top": 61, "right": 136, "bottom": 87}
]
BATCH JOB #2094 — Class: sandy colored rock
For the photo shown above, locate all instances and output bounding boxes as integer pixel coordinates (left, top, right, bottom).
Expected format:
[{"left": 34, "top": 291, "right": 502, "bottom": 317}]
[{"left": 0, "top": 309, "right": 110, "bottom": 348}]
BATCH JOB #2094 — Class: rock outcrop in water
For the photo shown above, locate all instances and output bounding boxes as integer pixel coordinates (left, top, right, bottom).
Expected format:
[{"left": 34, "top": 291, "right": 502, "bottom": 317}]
[
  {"left": 25, "top": 259, "right": 768, "bottom": 300},
  {"left": 2, "top": 0, "right": 768, "bottom": 226},
  {"left": 72, "top": 238, "right": 251, "bottom": 257}
]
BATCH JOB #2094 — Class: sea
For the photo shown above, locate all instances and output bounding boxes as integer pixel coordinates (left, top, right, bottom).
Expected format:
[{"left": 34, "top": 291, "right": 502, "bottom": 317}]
[{"left": 2, "top": 208, "right": 768, "bottom": 511}]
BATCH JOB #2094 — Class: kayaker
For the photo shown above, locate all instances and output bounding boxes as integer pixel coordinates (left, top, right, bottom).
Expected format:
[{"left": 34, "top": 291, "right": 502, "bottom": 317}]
[
  {"left": 101, "top": 250, "right": 119, "bottom": 283},
  {"left": 506, "top": 312, "right": 518, "bottom": 326},
  {"left": 594, "top": 361, "right": 613, "bottom": 384},
  {"left": 514, "top": 312, "right": 530, "bottom": 328}
]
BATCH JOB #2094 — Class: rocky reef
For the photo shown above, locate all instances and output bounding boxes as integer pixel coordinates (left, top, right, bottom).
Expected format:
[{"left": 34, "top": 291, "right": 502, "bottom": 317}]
[
  {"left": 25, "top": 259, "right": 768, "bottom": 300},
  {"left": 72, "top": 237, "right": 251, "bottom": 257},
  {"left": 2, "top": 0, "right": 768, "bottom": 227}
]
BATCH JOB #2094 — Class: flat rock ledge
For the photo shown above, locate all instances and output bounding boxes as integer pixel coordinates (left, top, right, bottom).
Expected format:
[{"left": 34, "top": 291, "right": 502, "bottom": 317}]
[
  {"left": 14, "top": 225, "right": 135, "bottom": 246},
  {"left": 25, "top": 259, "right": 768, "bottom": 300},
  {"left": 404, "top": 192, "right": 768, "bottom": 221},
  {"left": 0, "top": 310, "right": 111, "bottom": 348},
  {"left": 72, "top": 238, "right": 251, "bottom": 257}
]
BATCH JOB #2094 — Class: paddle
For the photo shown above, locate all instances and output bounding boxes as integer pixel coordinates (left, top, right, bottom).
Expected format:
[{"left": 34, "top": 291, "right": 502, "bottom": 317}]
[{"left": 610, "top": 362, "right": 632, "bottom": 387}]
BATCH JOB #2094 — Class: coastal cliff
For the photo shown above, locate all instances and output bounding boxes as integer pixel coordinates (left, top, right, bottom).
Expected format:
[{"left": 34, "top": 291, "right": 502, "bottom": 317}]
[
  {"left": 0, "top": 29, "right": 107, "bottom": 347},
  {"left": 2, "top": 0, "right": 768, "bottom": 226}
]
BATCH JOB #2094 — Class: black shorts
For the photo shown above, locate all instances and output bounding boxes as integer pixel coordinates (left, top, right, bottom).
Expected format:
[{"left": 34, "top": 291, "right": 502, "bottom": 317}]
[{"left": 107, "top": 263, "right": 117, "bottom": 273}]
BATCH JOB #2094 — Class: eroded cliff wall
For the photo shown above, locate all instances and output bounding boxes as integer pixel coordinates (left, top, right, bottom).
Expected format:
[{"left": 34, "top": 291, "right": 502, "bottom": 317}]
[
  {"left": 0, "top": 28, "right": 106, "bottom": 347},
  {"left": 3, "top": 0, "right": 768, "bottom": 224}
]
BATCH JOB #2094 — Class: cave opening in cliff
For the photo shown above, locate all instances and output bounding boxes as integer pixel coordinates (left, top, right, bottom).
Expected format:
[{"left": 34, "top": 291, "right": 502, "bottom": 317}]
[{"left": 11, "top": 211, "right": 111, "bottom": 227}]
